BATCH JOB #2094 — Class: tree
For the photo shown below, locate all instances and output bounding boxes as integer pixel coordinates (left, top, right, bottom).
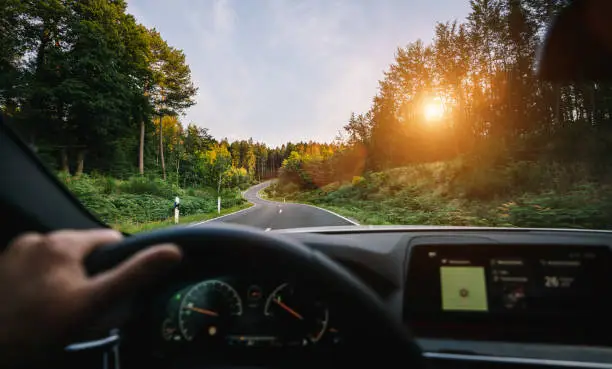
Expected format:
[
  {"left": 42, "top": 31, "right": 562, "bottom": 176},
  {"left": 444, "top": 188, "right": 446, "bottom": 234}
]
[
  {"left": 147, "top": 29, "right": 197, "bottom": 179},
  {"left": 61, "top": 0, "right": 153, "bottom": 176},
  {"left": 201, "top": 145, "right": 232, "bottom": 213},
  {"left": 184, "top": 124, "right": 214, "bottom": 153},
  {"left": 230, "top": 141, "right": 240, "bottom": 167},
  {"left": 343, "top": 111, "right": 373, "bottom": 145},
  {"left": 245, "top": 145, "right": 256, "bottom": 174},
  {"left": 255, "top": 144, "right": 269, "bottom": 179},
  {"left": 125, "top": 23, "right": 155, "bottom": 176},
  {"left": 17, "top": 0, "right": 71, "bottom": 159},
  {"left": 0, "top": 0, "right": 27, "bottom": 113}
]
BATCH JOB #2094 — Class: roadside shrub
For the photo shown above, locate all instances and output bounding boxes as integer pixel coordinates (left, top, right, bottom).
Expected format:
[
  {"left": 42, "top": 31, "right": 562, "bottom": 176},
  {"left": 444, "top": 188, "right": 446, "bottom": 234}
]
[
  {"left": 352, "top": 176, "right": 365, "bottom": 186},
  {"left": 57, "top": 172, "right": 245, "bottom": 227},
  {"left": 278, "top": 182, "right": 300, "bottom": 195},
  {"left": 119, "top": 176, "right": 184, "bottom": 198}
]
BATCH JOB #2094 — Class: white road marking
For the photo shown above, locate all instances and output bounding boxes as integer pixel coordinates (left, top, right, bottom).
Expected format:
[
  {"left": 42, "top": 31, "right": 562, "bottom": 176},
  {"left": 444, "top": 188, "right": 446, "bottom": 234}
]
[
  {"left": 265, "top": 228, "right": 271, "bottom": 231},
  {"left": 189, "top": 204, "right": 256, "bottom": 226},
  {"left": 278, "top": 209, "right": 283, "bottom": 214},
  {"left": 296, "top": 203, "right": 359, "bottom": 225}
]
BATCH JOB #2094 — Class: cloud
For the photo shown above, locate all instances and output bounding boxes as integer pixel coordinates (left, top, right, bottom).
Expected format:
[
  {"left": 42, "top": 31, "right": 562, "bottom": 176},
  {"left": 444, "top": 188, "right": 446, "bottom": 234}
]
[
  {"left": 128, "top": 0, "right": 471, "bottom": 147},
  {"left": 213, "top": 0, "right": 237, "bottom": 35},
  {"left": 184, "top": 0, "right": 237, "bottom": 51},
  {"left": 265, "top": 0, "right": 355, "bottom": 58},
  {"left": 313, "top": 57, "right": 381, "bottom": 136},
  {"left": 255, "top": 0, "right": 384, "bottom": 143}
]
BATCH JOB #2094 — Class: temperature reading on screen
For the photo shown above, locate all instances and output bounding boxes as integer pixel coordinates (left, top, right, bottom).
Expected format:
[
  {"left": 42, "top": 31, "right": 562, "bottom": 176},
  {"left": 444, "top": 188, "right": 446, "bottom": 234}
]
[{"left": 544, "top": 276, "right": 560, "bottom": 288}]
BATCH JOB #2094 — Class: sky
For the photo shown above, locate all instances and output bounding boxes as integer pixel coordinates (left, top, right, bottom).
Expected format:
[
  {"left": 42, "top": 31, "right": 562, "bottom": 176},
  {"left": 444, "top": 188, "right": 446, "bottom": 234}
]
[{"left": 127, "top": 0, "right": 471, "bottom": 147}]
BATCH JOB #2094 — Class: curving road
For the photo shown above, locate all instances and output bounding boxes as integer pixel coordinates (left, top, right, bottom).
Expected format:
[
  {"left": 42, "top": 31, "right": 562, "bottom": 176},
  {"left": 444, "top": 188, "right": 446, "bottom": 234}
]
[{"left": 196, "top": 181, "right": 357, "bottom": 230}]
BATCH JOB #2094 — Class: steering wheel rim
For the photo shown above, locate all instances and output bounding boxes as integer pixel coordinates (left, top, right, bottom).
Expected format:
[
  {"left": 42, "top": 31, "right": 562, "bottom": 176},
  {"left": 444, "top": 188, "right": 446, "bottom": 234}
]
[{"left": 85, "top": 223, "right": 424, "bottom": 367}]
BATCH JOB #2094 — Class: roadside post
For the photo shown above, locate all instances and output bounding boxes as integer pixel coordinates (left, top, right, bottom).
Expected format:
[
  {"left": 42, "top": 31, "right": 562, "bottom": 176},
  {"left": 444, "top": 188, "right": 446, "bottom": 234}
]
[
  {"left": 217, "top": 196, "right": 221, "bottom": 214},
  {"left": 174, "top": 196, "right": 180, "bottom": 224}
]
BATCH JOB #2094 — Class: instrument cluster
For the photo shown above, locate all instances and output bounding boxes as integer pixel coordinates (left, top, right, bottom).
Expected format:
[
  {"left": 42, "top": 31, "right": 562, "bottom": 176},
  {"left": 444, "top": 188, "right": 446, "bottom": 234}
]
[{"left": 158, "top": 277, "right": 342, "bottom": 348}]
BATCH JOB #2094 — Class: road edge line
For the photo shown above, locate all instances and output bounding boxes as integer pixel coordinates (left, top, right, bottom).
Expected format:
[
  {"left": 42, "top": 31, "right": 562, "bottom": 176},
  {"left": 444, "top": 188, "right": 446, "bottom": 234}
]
[
  {"left": 188, "top": 203, "right": 257, "bottom": 227},
  {"left": 297, "top": 203, "right": 360, "bottom": 226},
  {"left": 255, "top": 182, "right": 274, "bottom": 202}
]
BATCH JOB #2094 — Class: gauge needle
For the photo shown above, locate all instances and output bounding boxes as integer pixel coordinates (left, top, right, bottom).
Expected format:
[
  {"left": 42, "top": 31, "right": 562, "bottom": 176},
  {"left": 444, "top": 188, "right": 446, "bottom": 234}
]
[
  {"left": 273, "top": 298, "right": 303, "bottom": 320},
  {"left": 185, "top": 306, "right": 219, "bottom": 317}
]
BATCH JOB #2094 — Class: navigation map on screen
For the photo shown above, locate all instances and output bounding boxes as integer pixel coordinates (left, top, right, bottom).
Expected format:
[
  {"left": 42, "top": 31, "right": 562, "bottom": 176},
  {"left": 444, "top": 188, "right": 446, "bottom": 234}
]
[{"left": 440, "top": 266, "right": 488, "bottom": 311}]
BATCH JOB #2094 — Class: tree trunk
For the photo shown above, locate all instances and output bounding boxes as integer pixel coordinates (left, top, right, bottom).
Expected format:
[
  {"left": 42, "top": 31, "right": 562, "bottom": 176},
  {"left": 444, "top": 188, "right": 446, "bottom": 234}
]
[
  {"left": 75, "top": 150, "right": 85, "bottom": 176},
  {"left": 591, "top": 83, "right": 597, "bottom": 127},
  {"left": 554, "top": 83, "right": 561, "bottom": 128},
  {"left": 60, "top": 148, "right": 70, "bottom": 174},
  {"left": 139, "top": 120, "right": 145, "bottom": 175},
  {"left": 217, "top": 174, "right": 222, "bottom": 214},
  {"left": 159, "top": 115, "right": 166, "bottom": 180}
]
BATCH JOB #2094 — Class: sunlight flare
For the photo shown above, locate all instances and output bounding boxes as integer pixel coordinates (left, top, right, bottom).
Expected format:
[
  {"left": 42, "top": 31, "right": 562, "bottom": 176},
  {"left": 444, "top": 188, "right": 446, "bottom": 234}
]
[{"left": 423, "top": 99, "right": 444, "bottom": 122}]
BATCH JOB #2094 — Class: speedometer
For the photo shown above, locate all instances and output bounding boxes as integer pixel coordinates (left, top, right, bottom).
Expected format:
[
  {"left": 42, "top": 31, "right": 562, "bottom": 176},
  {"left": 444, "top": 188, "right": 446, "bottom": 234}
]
[
  {"left": 178, "top": 280, "right": 243, "bottom": 341},
  {"left": 264, "top": 283, "right": 329, "bottom": 345}
]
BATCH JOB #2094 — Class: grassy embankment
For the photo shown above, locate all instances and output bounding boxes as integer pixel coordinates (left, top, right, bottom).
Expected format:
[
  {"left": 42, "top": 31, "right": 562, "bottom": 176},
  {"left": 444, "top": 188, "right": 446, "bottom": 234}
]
[
  {"left": 265, "top": 159, "right": 612, "bottom": 229},
  {"left": 58, "top": 173, "right": 252, "bottom": 233}
]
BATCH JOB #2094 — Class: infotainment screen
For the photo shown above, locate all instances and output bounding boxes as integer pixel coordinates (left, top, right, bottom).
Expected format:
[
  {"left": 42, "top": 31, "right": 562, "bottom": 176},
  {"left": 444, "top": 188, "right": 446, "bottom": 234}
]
[
  {"left": 405, "top": 244, "right": 611, "bottom": 316},
  {"left": 440, "top": 266, "right": 488, "bottom": 311}
]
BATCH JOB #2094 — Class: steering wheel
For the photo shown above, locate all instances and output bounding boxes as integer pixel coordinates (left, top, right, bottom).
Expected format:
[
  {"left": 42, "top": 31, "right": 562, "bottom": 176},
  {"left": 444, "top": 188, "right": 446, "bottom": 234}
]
[{"left": 81, "top": 223, "right": 424, "bottom": 368}]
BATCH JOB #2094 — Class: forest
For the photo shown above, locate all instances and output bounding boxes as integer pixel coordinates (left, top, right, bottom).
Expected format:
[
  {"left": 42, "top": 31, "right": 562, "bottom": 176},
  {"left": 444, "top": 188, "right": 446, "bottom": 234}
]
[
  {"left": 0, "top": 0, "right": 306, "bottom": 182},
  {"left": 268, "top": 0, "right": 612, "bottom": 229},
  {"left": 0, "top": 0, "right": 341, "bottom": 231},
  {"left": 3, "top": 0, "right": 612, "bottom": 231}
]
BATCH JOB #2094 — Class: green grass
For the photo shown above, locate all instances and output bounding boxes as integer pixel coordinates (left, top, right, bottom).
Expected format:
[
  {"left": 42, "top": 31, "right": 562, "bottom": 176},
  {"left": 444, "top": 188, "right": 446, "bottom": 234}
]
[
  {"left": 266, "top": 159, "right": 612, "bottom": 230},
  {"left": 57, "top": 173, "right": 251, "bottom": 232},
  {"left": 113, "top": 202, "right": 254, "bottom": 233}
]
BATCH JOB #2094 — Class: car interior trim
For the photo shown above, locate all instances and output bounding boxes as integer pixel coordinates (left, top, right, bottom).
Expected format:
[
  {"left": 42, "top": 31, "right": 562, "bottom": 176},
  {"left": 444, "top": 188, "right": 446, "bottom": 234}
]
[
  {"left": 64, "top": 333, "right": 120, "bottom": 352},
  {"left": 422, "top": 352, "right": 612, "bottom": 369}
]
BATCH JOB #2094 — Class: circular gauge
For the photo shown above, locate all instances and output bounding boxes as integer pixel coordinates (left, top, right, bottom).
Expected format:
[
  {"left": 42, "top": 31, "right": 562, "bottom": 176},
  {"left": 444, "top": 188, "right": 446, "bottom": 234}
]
[
  {"left": 264, "top": 283, "right": 329, "bottom": 344},
  {"left": 178, "top": 280, "right": 243, "bottom": 341},
  {"left": 161, "top": 318, "right": 178, "bottom": 341}
]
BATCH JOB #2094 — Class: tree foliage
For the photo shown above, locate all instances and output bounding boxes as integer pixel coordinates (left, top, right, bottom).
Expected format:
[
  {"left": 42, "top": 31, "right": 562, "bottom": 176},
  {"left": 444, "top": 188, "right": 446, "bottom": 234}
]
[
  {"left": 4, "top": 0, "right": 601, "bottom": 204},
  {"left": 278, "top": 0, "right": 612, "bottom": 191},
  {"left": 0, "top": 0, "right": 301, "bottom": 191}
]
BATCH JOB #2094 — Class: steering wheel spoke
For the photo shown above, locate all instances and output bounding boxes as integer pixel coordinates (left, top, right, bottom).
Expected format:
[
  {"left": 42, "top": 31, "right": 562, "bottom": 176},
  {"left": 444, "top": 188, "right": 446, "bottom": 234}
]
[{"left": 64, "top": 329, "right": 121, "bottom": 369}]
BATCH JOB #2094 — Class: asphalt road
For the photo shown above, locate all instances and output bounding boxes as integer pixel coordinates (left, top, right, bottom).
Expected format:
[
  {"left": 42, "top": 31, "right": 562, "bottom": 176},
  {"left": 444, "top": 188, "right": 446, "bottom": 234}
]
[{"left": 199, "top": 181, "right": 357, "bottom": 230}]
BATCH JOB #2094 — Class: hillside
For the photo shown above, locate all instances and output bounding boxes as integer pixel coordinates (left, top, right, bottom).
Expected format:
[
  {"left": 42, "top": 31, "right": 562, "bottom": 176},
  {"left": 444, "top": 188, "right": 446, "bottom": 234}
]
[{"left": 266, "top": 159, "right": 612, "bottom": 230}]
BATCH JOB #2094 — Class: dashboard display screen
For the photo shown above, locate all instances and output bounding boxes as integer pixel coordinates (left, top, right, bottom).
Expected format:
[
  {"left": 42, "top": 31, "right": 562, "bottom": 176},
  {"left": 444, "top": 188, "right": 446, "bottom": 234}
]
[
  {"left": 405, "top": 244, "right": 611, "bottom": 316},
  {"left": 440, "top": 266, "right": 488, "bottom": 311}
]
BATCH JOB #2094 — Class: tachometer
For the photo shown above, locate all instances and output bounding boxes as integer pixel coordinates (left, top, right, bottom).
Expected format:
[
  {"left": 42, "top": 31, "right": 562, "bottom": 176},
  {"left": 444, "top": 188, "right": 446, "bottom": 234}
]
[
  {"left": 264, "top": 283, "right": 329, "bottom": 345},
  {"left": 178, "top": 280, "right": 243, "bottom": 341}
]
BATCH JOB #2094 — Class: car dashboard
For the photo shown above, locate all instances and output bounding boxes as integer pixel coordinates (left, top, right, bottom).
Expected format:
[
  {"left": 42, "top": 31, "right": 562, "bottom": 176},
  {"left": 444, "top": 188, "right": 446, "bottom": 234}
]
[
  {"left": 276, "top": 226, "right": 612, "bottom": 367},
  {"left": 84, "top": 226, "right": 612, "bottom": 369}
]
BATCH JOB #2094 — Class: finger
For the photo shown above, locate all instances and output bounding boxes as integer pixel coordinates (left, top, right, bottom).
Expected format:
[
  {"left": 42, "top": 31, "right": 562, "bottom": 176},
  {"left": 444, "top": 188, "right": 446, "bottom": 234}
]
[
  {"left": 87, "top": 244, "right": 181, "bottom": 307},
  {"left": 45, "top": 229, "right": 123, "bottom": 259},
  {"left": 6, "top": 232, "right": 43, "bottom": 252}
]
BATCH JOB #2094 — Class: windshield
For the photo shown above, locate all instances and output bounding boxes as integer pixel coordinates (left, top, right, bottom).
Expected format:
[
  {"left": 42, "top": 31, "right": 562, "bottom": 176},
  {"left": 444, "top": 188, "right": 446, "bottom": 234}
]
[{"left": 3, "top": 0, "right": 607, "bottom": 233}]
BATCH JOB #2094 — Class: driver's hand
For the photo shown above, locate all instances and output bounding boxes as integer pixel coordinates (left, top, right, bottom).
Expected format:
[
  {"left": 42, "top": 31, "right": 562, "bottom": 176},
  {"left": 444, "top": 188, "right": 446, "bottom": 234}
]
[{"left": 0, "top": 229, "right": 182, "bottom": 368}]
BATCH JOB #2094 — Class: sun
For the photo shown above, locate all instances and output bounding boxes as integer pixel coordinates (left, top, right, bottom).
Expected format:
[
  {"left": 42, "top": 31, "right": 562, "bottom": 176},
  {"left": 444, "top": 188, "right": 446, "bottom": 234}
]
[{"left": 423, "top": 100, "right": 444, "bottom": 122}]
